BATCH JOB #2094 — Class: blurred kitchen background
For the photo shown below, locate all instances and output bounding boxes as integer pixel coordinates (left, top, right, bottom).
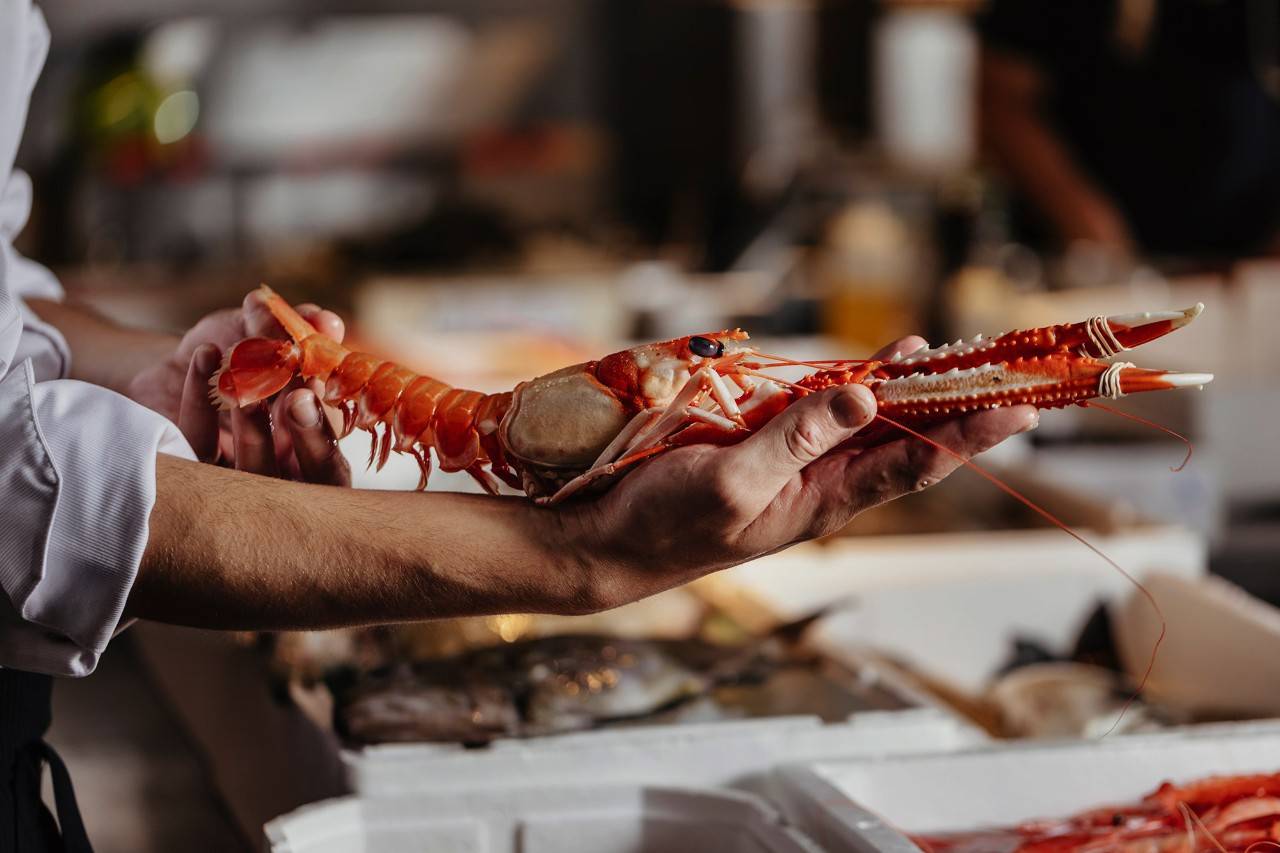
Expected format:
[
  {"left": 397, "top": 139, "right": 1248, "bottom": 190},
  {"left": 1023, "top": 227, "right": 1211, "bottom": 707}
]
[
  {"left": 20, "top": 0, "right": 1279, "bottom": 553},
  {"left": 16, "top": 1, "right": 1280, "bottom": 849}
]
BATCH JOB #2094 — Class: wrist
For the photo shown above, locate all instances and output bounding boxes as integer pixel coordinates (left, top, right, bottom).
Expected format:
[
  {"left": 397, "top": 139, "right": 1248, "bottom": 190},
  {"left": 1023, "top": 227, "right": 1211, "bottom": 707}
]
[
  {"left": 120, "top": 334, "right": 183, "bottom": 393},
  {"left": 526, "top": 502, "right": 617, "bottom": 615}
]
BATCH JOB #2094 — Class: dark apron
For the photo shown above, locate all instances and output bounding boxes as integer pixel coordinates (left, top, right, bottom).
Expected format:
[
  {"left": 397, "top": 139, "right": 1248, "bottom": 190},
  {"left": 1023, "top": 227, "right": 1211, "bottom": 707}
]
[{"left": 0, "top": 669, "right": 92, "bottom": 853}]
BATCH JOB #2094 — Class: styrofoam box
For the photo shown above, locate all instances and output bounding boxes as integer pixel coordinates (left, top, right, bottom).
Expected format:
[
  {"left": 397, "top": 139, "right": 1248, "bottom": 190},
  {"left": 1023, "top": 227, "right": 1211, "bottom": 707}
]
[
  {"left": 775, "top": 724, "right": 1280, "bottom": 852},
  {"left": 698, "top": 517, "right": 1205, "bottom": 695},
  {"left": 265, "top": 785, "right": 825, "bottom": 853},
  {"left": 344, "top": 706, "right": 984, "bottom": 798},
  {"left": 132, "top": 622, "right": 982, "bottom": 843},
  {"left": 1023, "top": 443, "right": 1223, "bottom": 538},
  {"left": 1115, "top": 573, "right": 1280, "bottom": 717}
]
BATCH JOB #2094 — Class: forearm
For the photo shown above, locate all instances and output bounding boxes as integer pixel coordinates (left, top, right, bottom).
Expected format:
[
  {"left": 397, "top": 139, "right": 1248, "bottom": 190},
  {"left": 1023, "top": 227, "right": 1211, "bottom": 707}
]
[
  {"left": 985, "top": 108, "right": 1117, "bottom": 238},
  {"left": 980, "top": 51, "right": 1132, "bottom": 248},
  {"left": 25, "top": 297, "right": 177, "bottom": 394},
  {"left": 131, "top": 455, "right": 597, "bottom": 630}
]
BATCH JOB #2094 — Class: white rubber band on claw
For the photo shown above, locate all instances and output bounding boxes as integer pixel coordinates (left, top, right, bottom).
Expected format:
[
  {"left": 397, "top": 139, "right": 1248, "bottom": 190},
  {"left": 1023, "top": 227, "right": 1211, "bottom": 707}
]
[
  {"left": 1085, "top": 316, "right": 1129, "bottom": 358},
  {"left": 1099, "top": 361, "right": 1134, "bottom": 399}
]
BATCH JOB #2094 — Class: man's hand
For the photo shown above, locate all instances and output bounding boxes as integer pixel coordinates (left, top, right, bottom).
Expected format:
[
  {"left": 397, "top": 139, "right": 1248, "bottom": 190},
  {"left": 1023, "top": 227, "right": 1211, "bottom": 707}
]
[
  {"left": 566, "top": 336, "right": 1039, "bottom": 610},
  {"left": 127, "top": 291, "right": 351, "bottom": 484}
]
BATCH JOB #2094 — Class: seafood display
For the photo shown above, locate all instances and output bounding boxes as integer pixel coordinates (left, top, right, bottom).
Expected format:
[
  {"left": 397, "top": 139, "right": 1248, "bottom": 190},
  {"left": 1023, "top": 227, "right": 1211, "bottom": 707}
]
[
  {"left": 213, "top": 286, "right": 1211, "bottom": 503},
  {"left": 330, "top": 627, "right": 907, "bottom": 745},
  {"left": 914, "top": 772, "right": 1280, "bottom": 853}
]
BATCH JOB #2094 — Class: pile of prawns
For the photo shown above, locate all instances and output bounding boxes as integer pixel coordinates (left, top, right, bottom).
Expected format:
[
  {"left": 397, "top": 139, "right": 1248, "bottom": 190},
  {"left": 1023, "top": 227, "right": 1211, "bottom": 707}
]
[{"left": 916, "top": 772, "right": 1280, "bottom": 853}]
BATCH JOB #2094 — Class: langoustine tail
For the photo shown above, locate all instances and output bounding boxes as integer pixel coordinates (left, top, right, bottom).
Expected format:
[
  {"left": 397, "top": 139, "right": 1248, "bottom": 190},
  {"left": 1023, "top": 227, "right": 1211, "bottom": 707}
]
[
  {"left": 255, "top": 283, "right": 321, "bottom": 344},
  {"left": 211, "top": 337, "right": 301, "bottom": 409},
  {"left": 212, "top": 284, "right": 348, "bottom": 410}
]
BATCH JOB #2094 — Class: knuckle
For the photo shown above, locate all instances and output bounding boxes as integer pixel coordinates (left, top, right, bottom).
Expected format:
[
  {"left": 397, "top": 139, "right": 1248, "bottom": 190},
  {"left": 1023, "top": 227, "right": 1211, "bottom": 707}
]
[
  {"left": 578, "top": 574, "right": 622, "bottom": 615},
  {"left": 706, "top": 471, "right": 737, "bottom": 504},
  {"left": 703, "top": 466, "right": 738, "bottom": 507},
  {"left": 853, "top": 466, "right": 897, "bottom": 508},
  {"left": 902, "top": 440, "right": 945, "bottom": 485},
  {"left": 958, "top": 416, "right": 998, "bottom": 456},
  {"left": 807, "top": 507, "right": 847, "bottom": 541},
  {"left": 701, "top": 466, "right": 753, "bottom": 531},
  {"left": 784, "top": 417, "right": 828, "bottom": 465}
]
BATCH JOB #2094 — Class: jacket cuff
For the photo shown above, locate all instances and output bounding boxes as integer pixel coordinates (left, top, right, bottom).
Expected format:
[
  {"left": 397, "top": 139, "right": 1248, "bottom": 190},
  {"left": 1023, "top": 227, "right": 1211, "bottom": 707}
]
[{"left": 0, "top": 363, "right": 192, "bottom": 675}]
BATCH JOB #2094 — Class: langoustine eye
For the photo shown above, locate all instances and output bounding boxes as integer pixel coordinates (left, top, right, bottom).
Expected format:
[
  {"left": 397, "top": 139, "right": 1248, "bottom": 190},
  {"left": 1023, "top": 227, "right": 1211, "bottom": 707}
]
[{"left": 689, "top": 336, "right": 723, "bottom": 358}]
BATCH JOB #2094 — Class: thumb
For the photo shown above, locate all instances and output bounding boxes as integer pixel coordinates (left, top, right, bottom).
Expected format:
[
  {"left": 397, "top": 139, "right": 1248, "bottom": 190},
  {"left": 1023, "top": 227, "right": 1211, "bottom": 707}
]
[{"left": 729, "top": 384, "right": 877, "bottom": 492}]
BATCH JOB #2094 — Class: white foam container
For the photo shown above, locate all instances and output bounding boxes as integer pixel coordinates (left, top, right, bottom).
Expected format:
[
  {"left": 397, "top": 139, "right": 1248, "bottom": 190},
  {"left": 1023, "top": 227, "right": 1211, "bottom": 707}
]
[
  {"left": 345, "top": 705, "right": 983, "bottom": 798},
  {"left": 265, "top": 785, "right": 825, "bottom": 853},
  {"left": 775, "top": 723, "right": 1280, "bottom": 852},
  {"left": 698, "top": 502, "right": 1205, "bottom": 695},
  {"left": 134, "top": 622, "right": 981, "bottom": 843},
  {"left": 1115, "top": 573, "right": 1280, "bottom": 717}
]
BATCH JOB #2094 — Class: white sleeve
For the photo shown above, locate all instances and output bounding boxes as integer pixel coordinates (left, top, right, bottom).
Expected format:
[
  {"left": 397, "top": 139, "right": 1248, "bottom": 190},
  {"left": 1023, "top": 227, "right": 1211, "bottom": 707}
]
[
  {"left": 0, "top": 365, "right": 194, "bottom": 677},
  {"left": 1, "top": 1, "right": 66, "bottom": 385},
  {"left": 5, "top": 170, "right": 70, "bottom": 382},
  {"left": 0, "top": 0, "right": 196, "bottom": 677}
]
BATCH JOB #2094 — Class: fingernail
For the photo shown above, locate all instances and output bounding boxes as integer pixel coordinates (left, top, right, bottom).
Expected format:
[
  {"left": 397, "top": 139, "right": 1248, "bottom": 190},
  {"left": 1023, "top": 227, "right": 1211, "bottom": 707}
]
[
  {"left": 290, "top": 392, "right": 321, "bottom": 428},
  {"left": 193, "top": 344, "right": 221, "bottom": 375},
  {"left": 1018, "top": 413, "right": 1040, "bottom": 434},
  {"left": 830, "top": 388, "right": 871, "bottom": 428}
]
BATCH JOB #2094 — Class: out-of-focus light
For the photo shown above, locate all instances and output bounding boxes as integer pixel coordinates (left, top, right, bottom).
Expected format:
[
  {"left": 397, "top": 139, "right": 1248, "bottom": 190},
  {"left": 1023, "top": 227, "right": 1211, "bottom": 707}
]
[
  {"left": 98, "top": 72, "right": 149, "bottom": 130},
  {"left": 154, "top": 90, "right": 200, "bottom": 144},
  {"left": 487, "top": 613, "right": 532, "bottom": 643},
  {"left": 143, "top": 18, "right": 220, "bottom": 87}
]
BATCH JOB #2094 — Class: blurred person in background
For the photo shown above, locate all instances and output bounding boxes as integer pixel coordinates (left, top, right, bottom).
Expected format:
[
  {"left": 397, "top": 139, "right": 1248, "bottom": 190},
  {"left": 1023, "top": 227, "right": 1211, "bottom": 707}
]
[
  {"left": 3, "top": 3, "right": 1035, "bottom": 848},
  {"left": 979, "top": 0, "right": 1280, "bottom": 260}
]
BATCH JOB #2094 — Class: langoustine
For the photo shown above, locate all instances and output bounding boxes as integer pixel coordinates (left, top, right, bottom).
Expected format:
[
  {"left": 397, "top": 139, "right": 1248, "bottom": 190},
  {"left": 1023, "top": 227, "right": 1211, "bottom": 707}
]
[{"left": 212, "top": 285, "right": 1212, "bottom": 505}]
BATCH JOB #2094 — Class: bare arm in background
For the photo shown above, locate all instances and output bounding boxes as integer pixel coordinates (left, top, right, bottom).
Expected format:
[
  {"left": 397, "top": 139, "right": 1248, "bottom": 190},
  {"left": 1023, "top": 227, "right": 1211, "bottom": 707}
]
[
  {"left": 22, "top": 297, "right": 177, "bottom": 396},
  {"left": 980, "top": 48, "right": 1135, "bottom": 253}
]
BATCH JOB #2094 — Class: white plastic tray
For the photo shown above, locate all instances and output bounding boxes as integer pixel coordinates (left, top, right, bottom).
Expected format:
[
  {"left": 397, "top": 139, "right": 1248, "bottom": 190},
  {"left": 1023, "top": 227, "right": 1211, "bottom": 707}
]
[
  {"left": 265, "top": 785, "right": 825, "bottom": 853},
  {"left": 776, "top": 723, "right": 1280, "bottom": 852}
]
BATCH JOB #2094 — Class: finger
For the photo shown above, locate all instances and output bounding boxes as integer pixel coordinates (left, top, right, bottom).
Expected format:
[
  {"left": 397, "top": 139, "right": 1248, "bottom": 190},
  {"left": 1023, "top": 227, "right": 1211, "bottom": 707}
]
[
  {"left": 244, "top": 292, "right": 345, "bottom": 343},
  {"left": 306, "top": 377, "right": 344, "bottom": 436},
  {"left": 177, "top": 344, "right": 223, "bottom": 462},
  {"left": 295, "top": 304, "right": 345, "bottom": 343},
  {"left": 172, "top": 309, "right": 245, "bottom": 364},
  {"left": 231, "top": 403, "right": 280, "bottom": 476},
  {"left": 830, "top": 404, "right": 1038, "bottom": 511},
  {"left": 284, "top": 388, "right": 351, "bottom": 486},
  {"left": 241, "top": 288, "right": 279, "bottom": 338},
  {"left": 269, "top": 391, "right": 299, "bottom": 473},
  {"left": 870, "top": 335, "right": 927, "bottom": 361},
  {"left": 724, "top": 385, "right": 877, "bottom": 498}
]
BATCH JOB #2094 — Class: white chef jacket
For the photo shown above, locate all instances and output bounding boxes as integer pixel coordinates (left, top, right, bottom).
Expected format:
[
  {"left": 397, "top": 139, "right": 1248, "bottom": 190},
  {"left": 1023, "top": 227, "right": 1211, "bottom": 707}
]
[{"left": 0, "top": 1, "right": 194, "bottom": 677}]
